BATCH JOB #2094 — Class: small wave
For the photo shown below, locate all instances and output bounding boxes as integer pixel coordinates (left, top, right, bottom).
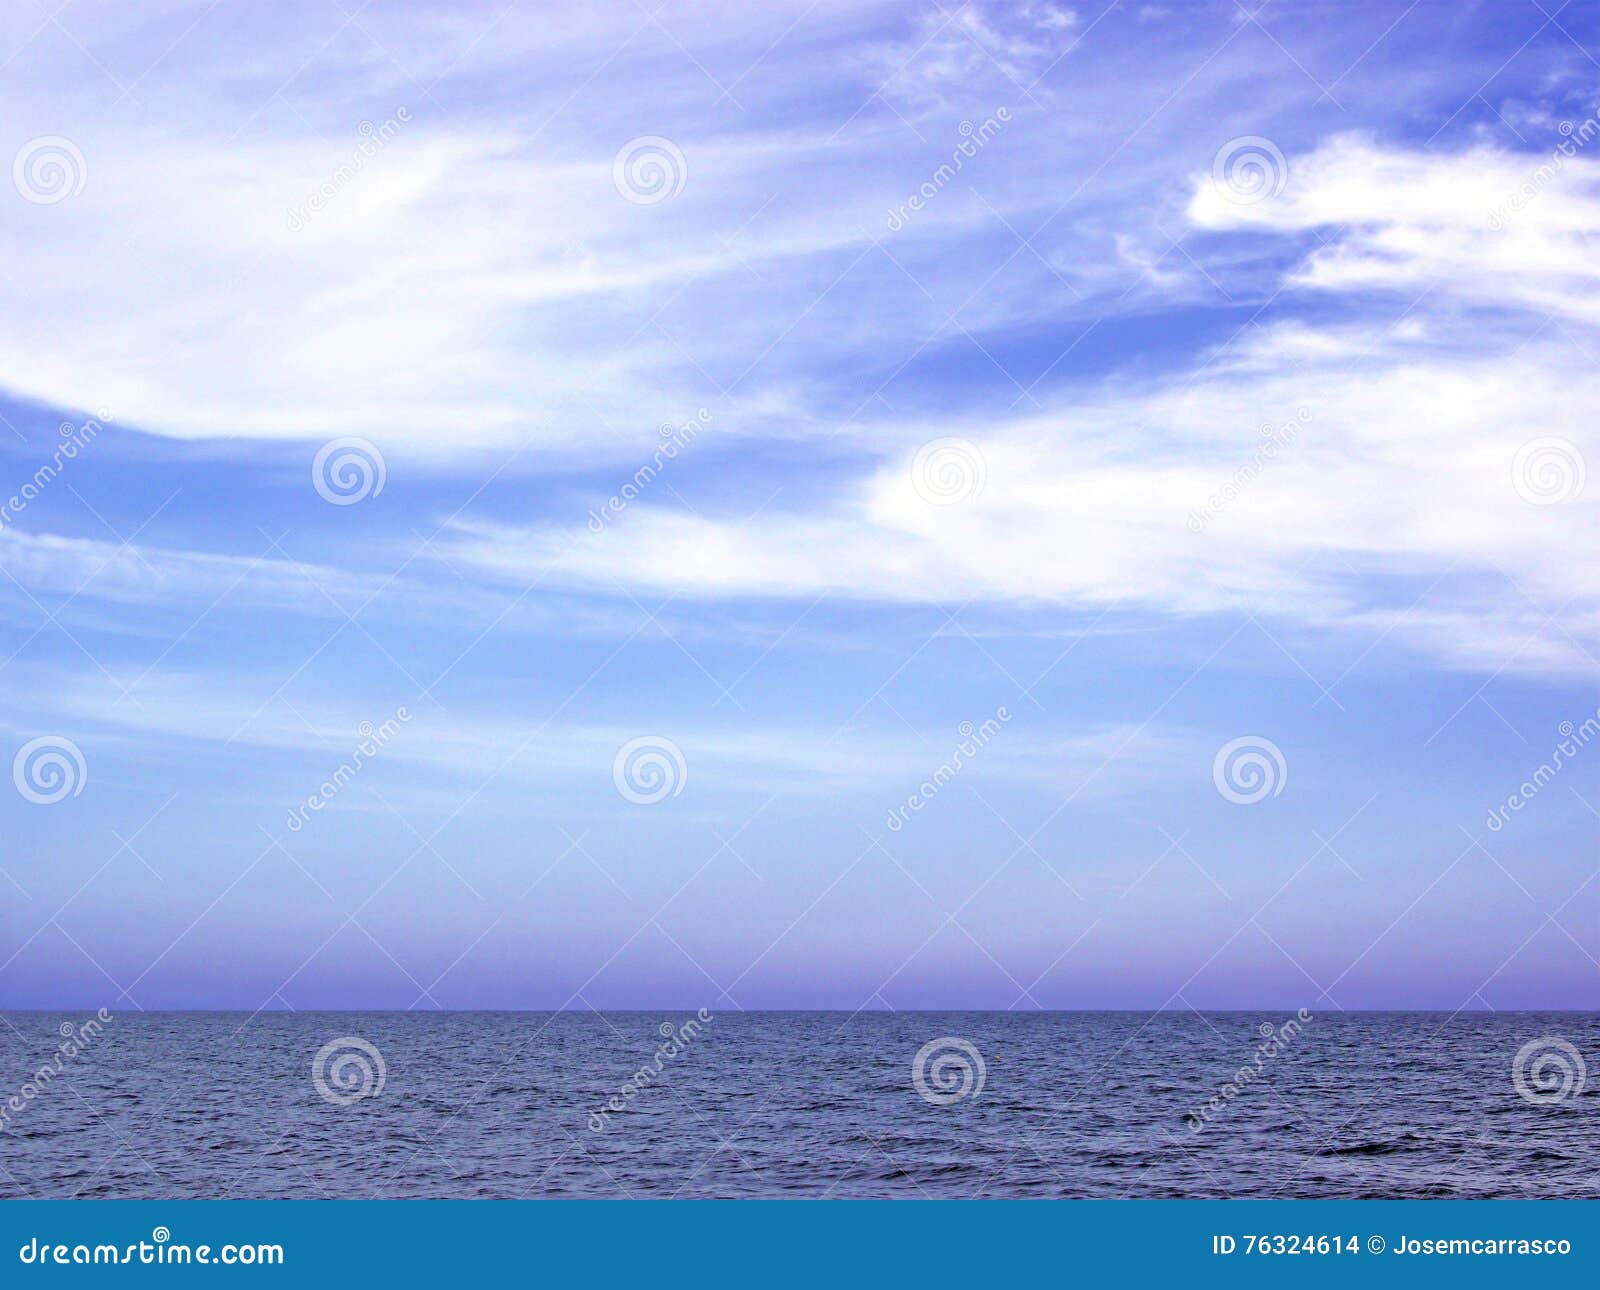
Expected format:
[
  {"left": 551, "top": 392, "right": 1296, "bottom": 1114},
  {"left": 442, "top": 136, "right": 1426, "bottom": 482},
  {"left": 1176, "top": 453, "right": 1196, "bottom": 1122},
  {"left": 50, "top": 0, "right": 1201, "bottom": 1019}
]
[{"left": 1319, "top": 1134, "right": 1422, "bottom": 1157}]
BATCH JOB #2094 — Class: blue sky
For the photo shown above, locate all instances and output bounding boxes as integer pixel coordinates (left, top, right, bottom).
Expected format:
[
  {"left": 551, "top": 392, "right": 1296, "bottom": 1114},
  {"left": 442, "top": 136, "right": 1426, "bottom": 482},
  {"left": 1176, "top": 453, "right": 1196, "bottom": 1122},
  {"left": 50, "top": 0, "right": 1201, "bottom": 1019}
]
[{"left": 1, "top": 0, "right": 1598, "bottom": 1010}]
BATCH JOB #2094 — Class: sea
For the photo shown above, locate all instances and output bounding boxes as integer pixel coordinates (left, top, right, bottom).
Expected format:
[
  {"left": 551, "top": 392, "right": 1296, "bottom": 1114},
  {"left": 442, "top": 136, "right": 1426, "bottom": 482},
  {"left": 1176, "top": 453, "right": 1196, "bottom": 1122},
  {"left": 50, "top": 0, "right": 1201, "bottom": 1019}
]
[{"left": 1, "top": 1010, "right": 1595, "bottom": 1199}]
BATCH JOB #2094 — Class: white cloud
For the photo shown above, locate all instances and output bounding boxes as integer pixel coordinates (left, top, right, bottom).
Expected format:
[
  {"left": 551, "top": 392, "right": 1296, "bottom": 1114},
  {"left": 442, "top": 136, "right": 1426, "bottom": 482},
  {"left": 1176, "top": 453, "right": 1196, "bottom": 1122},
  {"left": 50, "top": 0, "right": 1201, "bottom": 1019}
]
[
  {"left": 0, "top": 1, "right": 1258, "bottom": 459},
  {"left": 0, "top": 527, "right": 669, "bottom": 645},
  {"left": 0, "top": 660, "right": 1193, "bottom": 805},
  {"left": 0, "top": 528, "right": 380, "bottom": 614},
  {"left": 8, "top": 17, "right": 1597, "bottom": 677},
  {"left": 436, "top": 134, "right": 1600, "bottom": 673},
  {"left": 861, "top": 2, "right": 1079, "bottom": 104},
  {"left": 1190, "top": 132, "right": 1600, "bottom": 322},
  {"left": 442, "top": 345, "right": 1599, "bottom": 643}
]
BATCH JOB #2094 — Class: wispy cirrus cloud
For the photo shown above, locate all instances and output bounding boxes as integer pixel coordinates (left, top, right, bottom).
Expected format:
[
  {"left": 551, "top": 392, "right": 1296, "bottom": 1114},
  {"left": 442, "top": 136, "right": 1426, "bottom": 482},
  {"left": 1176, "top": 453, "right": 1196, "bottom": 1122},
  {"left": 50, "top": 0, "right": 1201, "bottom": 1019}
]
[
  {"left": 1190, "top": 132, "right": 1600, "bottom": 321},
  {"left": 0, "top": 2, "right": 1351, "bottom": 459},
  {"left": 0, "top": 659, "right": 1197, "bottom": 808}
]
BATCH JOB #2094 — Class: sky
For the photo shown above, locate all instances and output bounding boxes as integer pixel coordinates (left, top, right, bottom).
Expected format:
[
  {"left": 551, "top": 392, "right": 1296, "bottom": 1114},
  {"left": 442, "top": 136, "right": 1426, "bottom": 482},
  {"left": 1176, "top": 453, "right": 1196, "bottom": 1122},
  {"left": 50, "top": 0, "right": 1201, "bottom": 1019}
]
[{"left": 1, "top": 0, "right": 1597, "bottom": 1011}]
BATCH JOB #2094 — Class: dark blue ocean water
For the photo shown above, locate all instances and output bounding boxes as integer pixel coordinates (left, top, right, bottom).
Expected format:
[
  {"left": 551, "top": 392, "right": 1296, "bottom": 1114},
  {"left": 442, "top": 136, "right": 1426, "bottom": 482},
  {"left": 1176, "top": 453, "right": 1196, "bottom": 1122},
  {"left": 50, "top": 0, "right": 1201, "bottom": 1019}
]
[{"left": 1, "top": 1011, "right": 1596, "bottom": 1199}]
